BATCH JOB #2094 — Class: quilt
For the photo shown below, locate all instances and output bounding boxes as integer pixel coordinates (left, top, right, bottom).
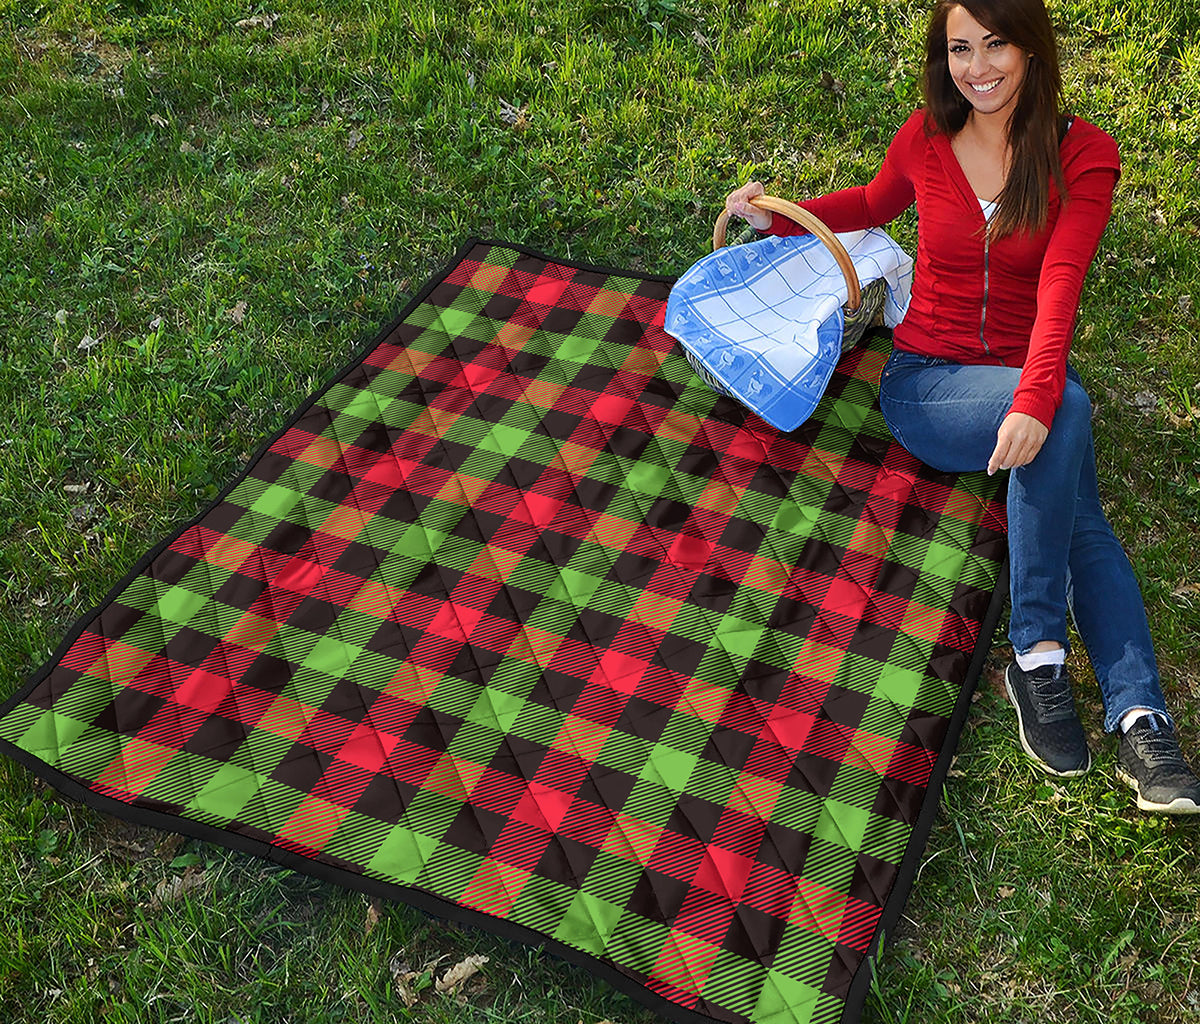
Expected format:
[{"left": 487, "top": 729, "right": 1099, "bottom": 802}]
[{"left": 0, "top": 240, "right": 1007, "bottom": 1024}]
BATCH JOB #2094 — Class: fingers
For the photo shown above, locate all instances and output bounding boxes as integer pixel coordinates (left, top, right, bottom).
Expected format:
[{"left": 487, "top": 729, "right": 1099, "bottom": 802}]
[
  {"left": 986, "top": 437, "right": 1009, "bottom": 476},
  {"left": 1006, "top": 441, "right": 1033, "bottom": 471},
  {"left": 988, "top": 414, "right": 1049, "bottom": 475},
  {"left": 725, "top": 181, "right": 769, "bottom": 229},
  {"left": 725, "top": 181, "right": 764, "bottom": 207},
  {"left": 989, "top": 435, "right": 1036, "bottom": 475}
]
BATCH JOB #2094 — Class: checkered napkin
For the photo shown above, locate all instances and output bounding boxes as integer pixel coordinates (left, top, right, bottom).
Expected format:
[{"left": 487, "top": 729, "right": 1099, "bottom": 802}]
[
  {"left": 0, "top": 241, "right": 1004, "bottom": 1024},
  {"left": 665, "top": 230, "right": 914, "bottom": 431}
]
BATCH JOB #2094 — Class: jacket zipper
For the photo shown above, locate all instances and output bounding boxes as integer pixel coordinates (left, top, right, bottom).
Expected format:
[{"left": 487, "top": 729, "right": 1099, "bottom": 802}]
[{"left": 979, "top": 227, "right": 991, "bottom": 357}]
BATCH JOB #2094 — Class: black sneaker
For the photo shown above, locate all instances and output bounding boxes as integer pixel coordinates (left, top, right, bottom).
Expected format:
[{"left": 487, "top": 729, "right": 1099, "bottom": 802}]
[
  {"left": 1116, "top": 715, "right": 1200, "bottom": 815},
  {"left": 1004, "top": 662, "right": 1092, "bottom": 777}
]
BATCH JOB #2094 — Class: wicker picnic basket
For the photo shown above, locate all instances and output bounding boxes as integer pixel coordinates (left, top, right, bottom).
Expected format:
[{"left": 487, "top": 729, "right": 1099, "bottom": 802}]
[
  {"left": 711, "top": 194, "right": 888, "bottom": 349},
  {"left": 666, "top": 193, "right": 898, "bottom": 431}
]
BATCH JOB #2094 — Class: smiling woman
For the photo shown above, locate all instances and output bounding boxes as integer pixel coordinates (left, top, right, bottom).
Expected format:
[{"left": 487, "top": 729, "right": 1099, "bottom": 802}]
[
  {"left": 943, "top": 12, "right": 1031, "bottom": 203},
  {"left": 921, "top": 0, "right": 1067, "bottom": 241},
  {"left": 947, "top": 14, "right": 1029, "bottom": 114},
  {"left": 725, "top": 0, "right": 1200, "bottom": 815}
]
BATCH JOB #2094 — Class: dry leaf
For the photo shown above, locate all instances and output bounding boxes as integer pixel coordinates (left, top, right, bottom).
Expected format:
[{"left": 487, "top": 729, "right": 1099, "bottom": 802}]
[
  {"left": 179, "top": 140, "right": 197, "bottom": 154},
  {"left": 150, "top": 113, "right": 168, "bottom": 128},
  {"left": 236, "top": 12, "right": 279, "bottom": 30},
  {"left": 77, "top": 333, "right": 100, "bottom": 350},
  {"left": 498, "top": 98, "right": 528, "bottom": 128},
  {"left": 388, "top": 953, "right": 424, "bottom": 1008},
  {"left": 151, "top": 867, "right": 208, "bottom": 907},
  {"left": 63, "top": 483, "right": 88, "bottom": 493},
  {"left": 436, "top": 954, "right": 488, "bottom": 994},
  {"left": 227, "top": 300, "right": 248, "bottom": 324},
  {"left": 393, "top": 973, "right": 420, "bottom": 1007},
  {"left": 819, "top": 71, "right": 845, "bottom": 95},
  {"left": 365, "top": 897, "right": 383, "bottom": 935},
  {"left": 156, "top": 834, "right": 184, "bottom": 859},
  {"left": 347, "top": 129, "right": 364, "bottom": 151},
  {"left": 997, "top": 886, "right": 1016, "bottom": 899},
  {"left": 55, "top": 308, "right": 69, "bottom": 325}
]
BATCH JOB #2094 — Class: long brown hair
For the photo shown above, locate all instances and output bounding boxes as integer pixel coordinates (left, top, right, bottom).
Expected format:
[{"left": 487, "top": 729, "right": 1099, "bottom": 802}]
[{"left": 922, "top": 0, "right": 1070, "bottom": 239}]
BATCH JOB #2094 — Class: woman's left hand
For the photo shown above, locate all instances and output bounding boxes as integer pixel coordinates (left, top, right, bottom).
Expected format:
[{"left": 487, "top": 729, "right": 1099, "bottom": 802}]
[{"left": 987, "top": 412, "right": 1049, "bottom": 475}]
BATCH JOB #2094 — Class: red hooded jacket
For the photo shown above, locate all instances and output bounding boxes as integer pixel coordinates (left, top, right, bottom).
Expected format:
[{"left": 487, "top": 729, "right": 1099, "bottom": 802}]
[{"left": 765, "top": 108, "right": 1121, "bottom": 428}]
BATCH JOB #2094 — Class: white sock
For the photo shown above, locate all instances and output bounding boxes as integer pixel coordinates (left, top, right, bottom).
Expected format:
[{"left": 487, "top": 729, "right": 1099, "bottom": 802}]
[
  {"left": 1015, "top": 648, "right": 1066, "bottom": 672},
  {"left": 1120, "top": 708, "right": 1164, "bottom": 733}
]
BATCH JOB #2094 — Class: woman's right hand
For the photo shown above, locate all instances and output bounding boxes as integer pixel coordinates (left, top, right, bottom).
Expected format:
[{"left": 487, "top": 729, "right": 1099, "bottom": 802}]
[{"left": 725, "top": 181, "right": 772, "bottom": 232}]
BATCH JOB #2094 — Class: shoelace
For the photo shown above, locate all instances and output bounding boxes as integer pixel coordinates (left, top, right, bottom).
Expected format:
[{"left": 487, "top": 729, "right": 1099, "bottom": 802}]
[
  {"left": 1029, "top": 671, "right": 1075, "bottom": 718},
  {"left": 1132, "top": 727, "right": 1186, "bottom": 769}
]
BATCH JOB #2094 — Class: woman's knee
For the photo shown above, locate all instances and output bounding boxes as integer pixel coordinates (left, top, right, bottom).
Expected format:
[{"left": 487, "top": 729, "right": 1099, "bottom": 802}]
[
  {"left": 1061, "top": 379, "right": 1091, "bottom": 418},
  {"left": 1026, "top": 380, "right": 1093, "bottom": 472},
  {"left": 1048, "top": 380, "right": 1092, "bottom": 442}
]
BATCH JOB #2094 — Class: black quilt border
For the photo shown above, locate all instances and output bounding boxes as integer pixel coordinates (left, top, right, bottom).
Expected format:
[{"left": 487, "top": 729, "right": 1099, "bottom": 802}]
[{"left": 0, "top": 237, "right": 1008, "bottom": 1024}]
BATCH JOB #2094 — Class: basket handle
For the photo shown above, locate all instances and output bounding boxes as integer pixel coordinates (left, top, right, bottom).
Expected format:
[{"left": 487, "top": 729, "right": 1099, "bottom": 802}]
[{"left": 713, "top": 195, "right": 862, "bottom": 312}]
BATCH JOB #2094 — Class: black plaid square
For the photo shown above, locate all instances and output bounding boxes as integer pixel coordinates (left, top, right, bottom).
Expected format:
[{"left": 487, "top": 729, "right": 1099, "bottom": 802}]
[
  {"left": 488, "top": 736, "right": 550, "bottom": 781},
  {"left": 270, "top": 743, "right": 332, "bottom": 791},
  {"left": 183, "top": 715, "right": 251, "bottom": 761},
  {"left": 93, "top": 689, "right": 165, "bottom": 736},
  {"left": 534, "top": 835, "right": 599, "bottom": 888},
  {"left": 403, "top": 707, "right": 464, "bottom": 752},
  {"left": 613, "top": 696, "right": 673, "bottom": 743}
]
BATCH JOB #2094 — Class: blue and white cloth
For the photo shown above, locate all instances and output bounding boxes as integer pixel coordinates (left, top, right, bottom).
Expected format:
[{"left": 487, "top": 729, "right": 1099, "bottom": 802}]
[{"left": 665, "top": 228, "right": 914, "bottom": 431}]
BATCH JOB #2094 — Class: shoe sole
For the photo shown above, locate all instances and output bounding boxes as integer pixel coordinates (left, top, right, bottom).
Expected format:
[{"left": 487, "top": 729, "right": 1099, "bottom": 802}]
[
  {"left": 1004, "top": 666, "right": 1092, "bottom": 778},
  {"left": 1115, "top": 765, "right": 1200, "bottom": 815}
]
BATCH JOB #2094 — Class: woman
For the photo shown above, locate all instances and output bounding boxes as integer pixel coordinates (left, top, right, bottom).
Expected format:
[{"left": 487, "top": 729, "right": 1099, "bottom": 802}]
[{"left": 725, "top": 0, "right": 1199, "bottom": 813}]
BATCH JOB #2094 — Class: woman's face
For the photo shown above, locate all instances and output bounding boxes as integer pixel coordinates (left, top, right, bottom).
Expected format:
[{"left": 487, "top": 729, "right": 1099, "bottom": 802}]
[{"left": 945, "top": 5, "right": 1030, "bottom": 122}]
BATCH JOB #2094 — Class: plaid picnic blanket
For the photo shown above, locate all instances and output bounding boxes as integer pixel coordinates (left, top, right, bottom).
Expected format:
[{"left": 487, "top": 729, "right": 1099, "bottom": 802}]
[{"left": 0, "top": 240, "right": 1007, "bottom": 1024}]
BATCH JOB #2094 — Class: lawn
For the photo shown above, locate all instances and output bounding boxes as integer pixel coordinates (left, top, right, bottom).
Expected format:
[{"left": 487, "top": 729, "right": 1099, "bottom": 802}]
[{"left": 1, "top": 0, "right": 1199, "bottom": 1022}]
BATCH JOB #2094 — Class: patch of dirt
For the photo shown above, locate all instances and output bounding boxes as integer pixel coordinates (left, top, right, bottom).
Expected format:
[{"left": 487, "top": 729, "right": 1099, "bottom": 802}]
[
  {"left": 91, "top": 812, "right": 167, "bottom": 862},
  {"left": 14, "top": 28, "right": 137, "bottom": 80}
]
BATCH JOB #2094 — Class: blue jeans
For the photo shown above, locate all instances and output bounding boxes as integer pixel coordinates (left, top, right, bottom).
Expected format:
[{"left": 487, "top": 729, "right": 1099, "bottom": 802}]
[{"left": 878, "top": 349, "right": 1169, "bottom": 733}]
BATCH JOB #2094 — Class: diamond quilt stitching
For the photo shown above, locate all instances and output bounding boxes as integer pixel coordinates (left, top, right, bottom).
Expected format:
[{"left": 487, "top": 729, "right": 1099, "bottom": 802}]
[{"left": 0, "top": 241, "right": 1007, "bottom": 1024}]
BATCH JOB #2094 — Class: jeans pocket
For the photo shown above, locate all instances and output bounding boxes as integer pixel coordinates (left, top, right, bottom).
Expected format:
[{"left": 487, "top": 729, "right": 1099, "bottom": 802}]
[
  {"left": 882, "top": 349, "right": 939, "bottom": 387},
  {"left": 880, "top": 350, "right": 902, "bottom": 383}
]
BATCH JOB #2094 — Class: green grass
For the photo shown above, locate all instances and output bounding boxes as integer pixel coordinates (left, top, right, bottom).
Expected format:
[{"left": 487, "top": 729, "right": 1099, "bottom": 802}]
[{"left": 2, "top": 0, "right": 1199, "bottom": 1021}]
